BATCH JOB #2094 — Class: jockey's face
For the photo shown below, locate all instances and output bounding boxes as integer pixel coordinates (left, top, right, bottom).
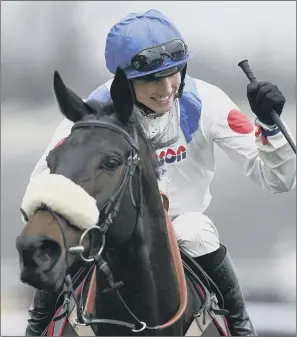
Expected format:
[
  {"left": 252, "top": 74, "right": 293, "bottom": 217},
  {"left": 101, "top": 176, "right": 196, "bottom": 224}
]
[{"left": 133, "top": 71, "right": 181, "bottom": 115}]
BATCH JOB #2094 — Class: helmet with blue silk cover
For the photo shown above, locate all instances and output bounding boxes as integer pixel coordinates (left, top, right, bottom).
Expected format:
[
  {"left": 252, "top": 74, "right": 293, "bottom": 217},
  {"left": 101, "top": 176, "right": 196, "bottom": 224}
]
[{"left": 105, "top": 9, "right": 193, "bottom": 79}]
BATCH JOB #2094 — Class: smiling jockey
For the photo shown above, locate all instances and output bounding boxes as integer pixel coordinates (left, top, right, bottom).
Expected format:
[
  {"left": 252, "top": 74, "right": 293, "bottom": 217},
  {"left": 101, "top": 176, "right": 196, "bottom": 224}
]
[{"left": 25, "top": 9, "right": 296, "bottom": 336}]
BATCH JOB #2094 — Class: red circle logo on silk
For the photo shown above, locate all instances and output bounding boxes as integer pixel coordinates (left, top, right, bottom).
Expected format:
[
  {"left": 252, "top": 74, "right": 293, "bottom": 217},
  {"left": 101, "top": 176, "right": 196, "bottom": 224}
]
[{"left": 227, "top": 109, "right": 254, "bottom": 134}]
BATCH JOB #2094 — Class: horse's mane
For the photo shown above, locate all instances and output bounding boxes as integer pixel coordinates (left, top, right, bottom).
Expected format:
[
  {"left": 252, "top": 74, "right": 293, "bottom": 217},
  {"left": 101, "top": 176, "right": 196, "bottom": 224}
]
[{"left": 88, "top": 99, "right": 178, "bottom": 180}]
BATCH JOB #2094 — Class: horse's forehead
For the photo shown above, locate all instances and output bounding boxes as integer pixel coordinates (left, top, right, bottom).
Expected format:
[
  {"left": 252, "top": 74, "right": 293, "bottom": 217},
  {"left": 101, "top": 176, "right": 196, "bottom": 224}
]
[
  {"left": 73, "top": 119, "right": 125, "bottom": 138},
  {"left": 69, "top": 121, "right": 132, "bottom": 150}
]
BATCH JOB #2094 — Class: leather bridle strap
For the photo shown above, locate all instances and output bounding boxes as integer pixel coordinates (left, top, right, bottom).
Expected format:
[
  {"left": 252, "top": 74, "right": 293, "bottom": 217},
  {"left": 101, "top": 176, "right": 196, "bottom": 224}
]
[
  {"left": 156, "top": 195, "right": 187, "bottom": 329},
  {"left": 72, "top": 119, "right": 139, "bottom": 151},
  {"left": 84, "top": 265, "right": 97, "bottom": 316},
  {"left": 160, "top": 192, "right": 169, "bottom": 212}
]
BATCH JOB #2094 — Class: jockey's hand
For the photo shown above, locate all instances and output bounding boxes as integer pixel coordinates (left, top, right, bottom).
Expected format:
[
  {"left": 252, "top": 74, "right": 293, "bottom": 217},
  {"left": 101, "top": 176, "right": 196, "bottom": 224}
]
[{"left": 247, "top": 81, "right": 285, "bottom": 125}]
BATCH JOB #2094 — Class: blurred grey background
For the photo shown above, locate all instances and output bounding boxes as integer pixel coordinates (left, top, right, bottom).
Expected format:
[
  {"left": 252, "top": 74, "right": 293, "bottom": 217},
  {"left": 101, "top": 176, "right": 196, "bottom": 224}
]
[{"left": 1, "top": 1, "right": 296, "bottom": 336}]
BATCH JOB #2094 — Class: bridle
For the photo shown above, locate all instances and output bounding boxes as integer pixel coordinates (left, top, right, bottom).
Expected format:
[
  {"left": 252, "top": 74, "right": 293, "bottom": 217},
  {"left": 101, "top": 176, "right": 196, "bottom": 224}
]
[{"left": 37, "top": 116, "right": 188, "bottom": 334}]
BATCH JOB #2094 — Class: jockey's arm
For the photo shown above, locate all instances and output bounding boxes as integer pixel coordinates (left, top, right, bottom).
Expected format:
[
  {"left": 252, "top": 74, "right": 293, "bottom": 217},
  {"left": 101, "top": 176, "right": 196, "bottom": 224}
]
[
  {"left": 29, "top": 118, "right": 74, "bottom": 179},
  {"left": 207, "top": 85, "right": 296, "bottom": 193}
]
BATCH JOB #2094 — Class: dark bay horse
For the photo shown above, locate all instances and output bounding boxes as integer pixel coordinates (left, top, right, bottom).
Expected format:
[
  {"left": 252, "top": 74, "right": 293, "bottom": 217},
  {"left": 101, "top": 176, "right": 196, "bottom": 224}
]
[{"left": 16, "top": 68, "right": 230, "bottom": 336}]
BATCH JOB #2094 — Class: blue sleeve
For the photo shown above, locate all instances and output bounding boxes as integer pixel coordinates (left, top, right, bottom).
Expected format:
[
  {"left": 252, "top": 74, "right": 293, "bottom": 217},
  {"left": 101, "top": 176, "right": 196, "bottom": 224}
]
[{"left": 85, "top": 81, "right": 112, "bottom": 104}]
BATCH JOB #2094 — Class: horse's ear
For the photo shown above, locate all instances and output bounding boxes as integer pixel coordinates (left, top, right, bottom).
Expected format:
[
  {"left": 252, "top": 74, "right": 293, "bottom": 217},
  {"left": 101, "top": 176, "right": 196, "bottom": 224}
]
[
  {"left": 53, "top": 71, "right": 89, "bottom": 122},
  {"left": 110, "top": 67, "right": 135, "bottom": 124}
]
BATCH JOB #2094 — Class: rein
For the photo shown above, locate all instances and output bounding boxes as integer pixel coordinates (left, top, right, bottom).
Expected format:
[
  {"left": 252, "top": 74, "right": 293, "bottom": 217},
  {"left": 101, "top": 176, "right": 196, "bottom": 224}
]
[{"left": 35, "top": 118, "right": 188, "bottom": 334}]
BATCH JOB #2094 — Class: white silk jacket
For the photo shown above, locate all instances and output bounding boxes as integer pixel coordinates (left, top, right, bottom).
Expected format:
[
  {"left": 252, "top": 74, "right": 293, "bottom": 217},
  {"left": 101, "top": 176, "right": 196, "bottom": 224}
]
[{"left": 30, "top": 75, "right": 296, "bottom": 218}]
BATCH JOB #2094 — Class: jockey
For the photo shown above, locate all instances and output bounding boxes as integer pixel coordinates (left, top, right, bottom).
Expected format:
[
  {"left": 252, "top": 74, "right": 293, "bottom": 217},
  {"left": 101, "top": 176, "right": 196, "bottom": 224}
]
[{"left": 25, "top": 9, "right": 296, "bottom": 336}]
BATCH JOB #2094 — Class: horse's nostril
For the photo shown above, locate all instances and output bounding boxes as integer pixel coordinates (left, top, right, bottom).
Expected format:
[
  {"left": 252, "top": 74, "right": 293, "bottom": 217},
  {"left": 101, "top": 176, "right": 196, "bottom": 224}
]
[{"left": 34, "top": 239, "right": 62, "bottom": 271}]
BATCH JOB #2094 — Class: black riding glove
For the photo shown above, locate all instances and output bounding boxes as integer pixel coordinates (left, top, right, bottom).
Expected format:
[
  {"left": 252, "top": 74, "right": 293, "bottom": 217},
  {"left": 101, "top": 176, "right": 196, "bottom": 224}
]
[{"left": 247, "top": 81, "right": 285, "bottom": 125}]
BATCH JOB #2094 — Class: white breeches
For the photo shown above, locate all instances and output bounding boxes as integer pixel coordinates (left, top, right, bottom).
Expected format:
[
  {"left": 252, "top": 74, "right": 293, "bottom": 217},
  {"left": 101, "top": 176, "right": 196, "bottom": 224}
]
[{"left": 172, "top": 212, "right": 220, "bottom": 258}]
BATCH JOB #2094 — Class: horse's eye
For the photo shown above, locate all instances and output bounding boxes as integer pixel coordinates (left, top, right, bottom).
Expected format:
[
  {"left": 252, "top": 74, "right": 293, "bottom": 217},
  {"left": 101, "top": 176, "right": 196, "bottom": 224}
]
[{"left": 103, "top": 157, "right": 122, "bottom": 171}]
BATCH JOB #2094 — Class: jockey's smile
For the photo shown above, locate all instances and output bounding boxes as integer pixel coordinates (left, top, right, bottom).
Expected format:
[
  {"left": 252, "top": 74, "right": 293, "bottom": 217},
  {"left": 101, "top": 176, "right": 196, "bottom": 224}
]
[{"left": 133, "top": 72, "right": 181, "bottom": 115}]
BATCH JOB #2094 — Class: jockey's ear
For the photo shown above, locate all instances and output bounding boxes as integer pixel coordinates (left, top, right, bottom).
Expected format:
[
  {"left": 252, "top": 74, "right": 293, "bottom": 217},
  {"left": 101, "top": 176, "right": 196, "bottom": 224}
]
[
  {"left": 53, "top": 71, "right": 89, "bottom": 122},
  {"left": 110, "top": 67, "right": 135, "bottom": 124}
]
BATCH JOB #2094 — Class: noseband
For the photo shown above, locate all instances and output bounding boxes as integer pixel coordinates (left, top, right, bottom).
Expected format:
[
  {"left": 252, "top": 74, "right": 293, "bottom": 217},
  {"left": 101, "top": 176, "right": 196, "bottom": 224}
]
[{"left": 38, "top": 117, "right": 187, "bottom": 334}]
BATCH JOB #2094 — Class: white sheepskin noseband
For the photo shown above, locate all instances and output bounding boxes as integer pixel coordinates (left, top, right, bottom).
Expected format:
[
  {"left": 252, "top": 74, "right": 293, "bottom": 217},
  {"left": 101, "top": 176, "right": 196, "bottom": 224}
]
[{"left": 21, "top": 172, "right": 100, "bottom": 230}]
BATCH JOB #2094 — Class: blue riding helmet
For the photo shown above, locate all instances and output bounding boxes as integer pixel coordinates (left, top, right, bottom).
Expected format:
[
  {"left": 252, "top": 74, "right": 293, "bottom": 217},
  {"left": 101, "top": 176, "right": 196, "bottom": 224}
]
[{"left": 105, "top": 9, "right": 193, "bottom": 79}]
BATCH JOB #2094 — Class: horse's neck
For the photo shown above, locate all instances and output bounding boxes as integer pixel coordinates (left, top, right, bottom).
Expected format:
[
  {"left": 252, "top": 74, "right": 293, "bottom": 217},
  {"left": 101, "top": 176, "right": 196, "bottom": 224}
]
[
  {"left": 137, "top": 192, "right": 180, "bottom": 321},
  {"left": 94, "top": 179, "right": 181, "bottom": 335}
]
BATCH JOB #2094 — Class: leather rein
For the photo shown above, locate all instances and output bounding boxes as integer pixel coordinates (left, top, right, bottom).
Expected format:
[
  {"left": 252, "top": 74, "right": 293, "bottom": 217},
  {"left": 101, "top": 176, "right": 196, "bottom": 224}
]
[{"left": 42, "top": 117, "right": 188, "bottom": 334}]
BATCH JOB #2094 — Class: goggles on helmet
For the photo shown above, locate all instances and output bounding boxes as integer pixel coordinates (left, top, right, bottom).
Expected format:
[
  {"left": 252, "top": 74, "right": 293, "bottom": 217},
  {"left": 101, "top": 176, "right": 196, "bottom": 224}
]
[{"left": 127, "top": 39, "right": 188, "bottom": 73}]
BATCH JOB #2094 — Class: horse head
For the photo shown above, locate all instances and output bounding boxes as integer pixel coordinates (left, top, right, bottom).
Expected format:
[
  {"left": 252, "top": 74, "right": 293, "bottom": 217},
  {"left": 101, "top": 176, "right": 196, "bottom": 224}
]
[{"left": 15, "top": 68, "right": 191, "bottom": 335}]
